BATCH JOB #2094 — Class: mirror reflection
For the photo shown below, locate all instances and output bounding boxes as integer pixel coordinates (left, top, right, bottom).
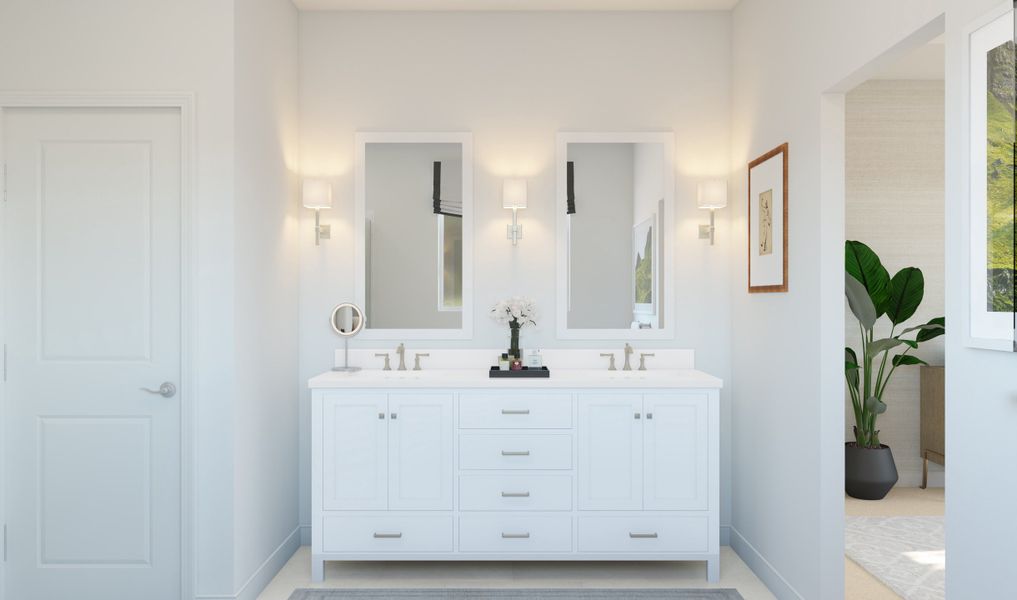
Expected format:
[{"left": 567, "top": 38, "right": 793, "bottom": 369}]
[
  {"left": 566, "top": 141, "right": 667, "bottom": 330},
  {"left": 365, "top": 142, "right": 464, "bottom": 330},
  {"left": 330, "top": 302, "right": 364, "bottom": 337}
]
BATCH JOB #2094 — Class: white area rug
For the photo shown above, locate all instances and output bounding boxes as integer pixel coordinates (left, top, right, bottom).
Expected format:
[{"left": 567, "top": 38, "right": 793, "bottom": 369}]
[{"left": 845, "top": 516, "right": 944, "bottom": 600}]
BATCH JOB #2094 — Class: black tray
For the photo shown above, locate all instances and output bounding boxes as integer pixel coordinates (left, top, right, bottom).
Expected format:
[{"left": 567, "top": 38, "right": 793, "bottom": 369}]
[{"left": 489, "top": 366, "right": 550, "bottom": 378}]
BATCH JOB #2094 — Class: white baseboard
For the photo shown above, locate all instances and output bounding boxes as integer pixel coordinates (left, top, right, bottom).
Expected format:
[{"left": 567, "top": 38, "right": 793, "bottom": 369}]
[
  {"left": 196, "top": 526, "right": 301, "bottom": 600},
  {"left": 729, "top": 526, "right": 804, "bottom": 600}
]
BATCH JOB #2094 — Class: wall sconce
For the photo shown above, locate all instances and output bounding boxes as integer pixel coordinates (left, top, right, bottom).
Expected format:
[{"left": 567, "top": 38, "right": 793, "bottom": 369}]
[
  {"left": 697, "top": 180, "right": 727, "bottom": 246},
  {"left": 302, "top": 179, "right": 332, "bottom": 246},
  {"left": 503, "top": 179, "right": 527, "bottom": 246}
]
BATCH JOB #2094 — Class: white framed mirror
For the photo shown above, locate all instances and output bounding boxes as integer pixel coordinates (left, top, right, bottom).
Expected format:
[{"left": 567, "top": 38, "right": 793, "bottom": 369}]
[
  {"left": 354, "top": 132, "right": 473, "bottom": 340},
  {"left": 555, "top": 132, "right": 675, "bottom": 340}
]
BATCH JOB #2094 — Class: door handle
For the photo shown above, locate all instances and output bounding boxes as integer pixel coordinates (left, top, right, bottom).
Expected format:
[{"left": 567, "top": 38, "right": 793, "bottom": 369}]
[
  {"left": 501, "top": 409, "right": 530, "bottom": 415},
  {"left": 501, "top": 491, "right": 531, "bottom": 498},
  {"left": 629, "top": 532, "right": 658, "bottom": 539},
  {"left": 140, "top": 382, "right": 177, "bottom": 398},
  {"left": 501, "top": 450, "right": 530, "bottom": 456},
  {"left": 373, "top": 532, "right": 403, "bottom": 539},
  {"left": 501, "top": 532, "right": 530, "bottom": 539}
]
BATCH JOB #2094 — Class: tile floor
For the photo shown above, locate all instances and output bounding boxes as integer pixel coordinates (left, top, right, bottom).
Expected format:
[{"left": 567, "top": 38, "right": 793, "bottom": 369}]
[
  {"left": 844, "top": 486, "right": 945, "bottom": 600},
  {"left": 257, "top": 546, "right": 777, "bottom": 600}
]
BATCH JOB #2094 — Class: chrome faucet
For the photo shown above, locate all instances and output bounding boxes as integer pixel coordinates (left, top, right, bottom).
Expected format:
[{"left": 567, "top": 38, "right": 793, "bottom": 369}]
[
  {"left": 623, "top": 343, "right": 634, "bottom": 371},
  {"left": 395, "top": 343, "right": 407, "bottom": 371}
]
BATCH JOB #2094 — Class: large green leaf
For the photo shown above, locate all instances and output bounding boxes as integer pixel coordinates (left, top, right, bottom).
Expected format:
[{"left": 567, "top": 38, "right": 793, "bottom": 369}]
[
  {"left": 885, "top": 267, "right": 925, "bottom": 325},
  {"left": 916, "top": 317, "right": 946, "bottom": 342},
  {"left": 845, "top": 274, "right": 877, "bottom": 331},
  {"left": 846, "top": 241, "right": 891, "bottom": 315},
  {"left": 865, "top": 396, "right": 887, "bottom": 415},
  {"left": 845, "top": 347, "right": 859, "bottom": 388},
  {"left": 868, "top": 337, "right": 905, "bottom": 355},
  {"left": 892, "top": 354, "right": 928, "bottom": 367}
]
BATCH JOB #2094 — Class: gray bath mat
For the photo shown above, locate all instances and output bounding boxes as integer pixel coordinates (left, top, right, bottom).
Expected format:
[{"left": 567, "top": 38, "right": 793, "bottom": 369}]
[{"left": 288, "top": 590, "right": 744, "bottom": 600}]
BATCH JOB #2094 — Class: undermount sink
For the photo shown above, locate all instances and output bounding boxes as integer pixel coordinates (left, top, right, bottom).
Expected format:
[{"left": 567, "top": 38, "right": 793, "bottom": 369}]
[{"left": 608, "top": 371, "right": 650, "bottom": 379}]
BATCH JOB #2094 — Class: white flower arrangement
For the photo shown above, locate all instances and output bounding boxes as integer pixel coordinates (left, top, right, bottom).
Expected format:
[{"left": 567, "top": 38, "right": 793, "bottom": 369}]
[{"left": 490, "top": 296, "right": 537, "bottom": 327}]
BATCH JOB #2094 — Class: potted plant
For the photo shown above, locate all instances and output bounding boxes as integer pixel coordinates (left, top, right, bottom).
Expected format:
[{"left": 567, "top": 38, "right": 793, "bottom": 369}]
[
  {"left": 844, "top": 240, "right": 944, "bottom": 500},
  {"left": 490, "top": 297, "right": 537, "bottom": 359}
]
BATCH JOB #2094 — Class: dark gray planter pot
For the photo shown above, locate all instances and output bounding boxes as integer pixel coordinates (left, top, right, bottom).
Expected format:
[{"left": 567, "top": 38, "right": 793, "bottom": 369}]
[{"left": 845, "top": 443, "right": 898, "bottom": 500}]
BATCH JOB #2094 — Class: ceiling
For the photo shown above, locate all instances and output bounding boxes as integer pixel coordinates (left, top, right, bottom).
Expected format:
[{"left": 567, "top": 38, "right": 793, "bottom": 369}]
[{"left": 293, "top": 0, "right": 739, "bottom": 11}]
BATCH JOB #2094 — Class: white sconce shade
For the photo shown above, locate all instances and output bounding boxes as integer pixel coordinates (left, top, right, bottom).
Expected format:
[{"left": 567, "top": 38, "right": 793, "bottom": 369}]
[
  {"left": 302, "top": 179, "right": 333, "bottom": 210},
  {"left": 502, "top": 179, "right": 528, "bottom": 210},
  {"left": 697, "top": 180, "right": 728, "bottom": 210}
]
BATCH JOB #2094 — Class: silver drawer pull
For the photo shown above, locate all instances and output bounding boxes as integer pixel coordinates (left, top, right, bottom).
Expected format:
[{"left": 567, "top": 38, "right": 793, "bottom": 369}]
[
  {"left": 501, "top": 409, "right": 531, "bottom": 415},
  {"left": 373, "top": 532, "right": 403, "bottom": 539},
  {"left": 501, "top": 532, "right": 531, "bottom": 539},
  {"left": 501, "top": 491, "right": 531, "bottom": 497},
  {"left": 629, "top": 532, "right": 658, "bottom": 539},
  {"left": 501, "top": 450, "right": 530, "bottom": 456}
]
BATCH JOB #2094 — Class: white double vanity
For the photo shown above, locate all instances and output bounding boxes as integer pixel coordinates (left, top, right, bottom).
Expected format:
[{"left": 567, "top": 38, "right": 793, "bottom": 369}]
[
  {"left": 308, "top": 130, "right": 722, "bottom": 582},
  {"left": 309, "top": 357, "right": 722, "bottom": 582}
]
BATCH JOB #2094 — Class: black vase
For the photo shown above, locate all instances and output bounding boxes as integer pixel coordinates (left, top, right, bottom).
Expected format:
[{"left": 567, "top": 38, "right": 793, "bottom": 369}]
[
  {"left": 845, "top": 443, "right": 898, "bottom": 500},
  {"left": 508, "top": 322, "right": 521, "bottom": 359}
]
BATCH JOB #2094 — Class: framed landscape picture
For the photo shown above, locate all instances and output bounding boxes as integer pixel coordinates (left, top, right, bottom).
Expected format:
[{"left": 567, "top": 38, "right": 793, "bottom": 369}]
[
  {"left": 967, "top": 6, "right": 1016, "bottom": 350},
  {"left": 633, "top": 214, "right": 657, "bottom": 317},
  {"left": 748, "top": 143, "right": 788, "bottom": 293}
]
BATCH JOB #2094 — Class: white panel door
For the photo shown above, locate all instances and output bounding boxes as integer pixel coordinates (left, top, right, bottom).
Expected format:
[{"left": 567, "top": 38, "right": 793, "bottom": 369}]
[
  {"left": 322, "top": 393, "right": 388, "bottom": 510},
  {"left": 3, "top": 107, "right": 182, "bottom": 600},
  {"left": 388, "top": 394, "right": 452, "bottom": 510},
  {"left": 643, "top": 393, "right": 709, "bottom": 510},
  {"left": 578, "top": 394, "right": 643, "bottom": 510}
]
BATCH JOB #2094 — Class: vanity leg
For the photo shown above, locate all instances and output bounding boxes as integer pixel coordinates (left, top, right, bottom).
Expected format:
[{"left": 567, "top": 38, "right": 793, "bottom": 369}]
[
  {"left": 707, "top": 554, "right": 720, "bottom": 583},
  {"left": 311, "top": 555, "right": 325, "bottom": 582},
  {"left": 920, "top": 450, "right": 929, "bottom": 489}
]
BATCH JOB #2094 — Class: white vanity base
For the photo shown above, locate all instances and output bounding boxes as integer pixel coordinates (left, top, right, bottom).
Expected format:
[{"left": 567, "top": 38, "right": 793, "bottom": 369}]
[{"left": 310, "top": 369, "right": 722, "bottom": 584}]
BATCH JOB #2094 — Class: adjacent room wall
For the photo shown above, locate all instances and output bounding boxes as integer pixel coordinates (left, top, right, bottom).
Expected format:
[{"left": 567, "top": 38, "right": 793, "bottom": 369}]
[
  {"left": 233, "top": 0, "right": 301, "bottom": 596},
  {"left": 845, "top": 79, "right": 945, "bottom": 487},
  {"left": 298, "top": 9, "right": 734, "bottom": 544},
  {"left": 567, "top": 142, "right": 635, "bottom": 329}
]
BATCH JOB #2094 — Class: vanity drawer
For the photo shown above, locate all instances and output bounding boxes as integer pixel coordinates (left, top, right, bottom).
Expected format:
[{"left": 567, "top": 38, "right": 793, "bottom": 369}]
[
  {"left": 459, "top": 433, "right": 573, "bottom": 470},
  {"left": 460, "top": 474, "right": 573, "bottom": 511},
  {"left": 578, "top": 516, "right": 708, "bottom": 553},
  {"left": 459, "top": 514, "right": 573, "bottom": 552},
  {"left": 322, "top": 515, "right": 453, "bottom": 553},
  {"left": 459, "top": 394, "right": 572, "bottom": 429}
]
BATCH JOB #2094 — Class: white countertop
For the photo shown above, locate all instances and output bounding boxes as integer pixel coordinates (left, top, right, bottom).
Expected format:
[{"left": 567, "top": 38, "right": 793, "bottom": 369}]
[{"left": 308, "top": 368, "right": 723, "bottom": 390}]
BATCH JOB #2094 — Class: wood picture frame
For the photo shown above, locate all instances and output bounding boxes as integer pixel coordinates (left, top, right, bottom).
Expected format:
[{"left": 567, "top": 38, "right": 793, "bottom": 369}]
[{"left": 747, "top": 143, "right": 789, "bottom": 293}]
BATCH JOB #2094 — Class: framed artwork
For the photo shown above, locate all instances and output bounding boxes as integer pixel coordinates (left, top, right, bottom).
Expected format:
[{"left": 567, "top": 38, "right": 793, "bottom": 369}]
[
  {"left": 633, "top": 214, "right": 657, "bottom": 316},
  {"left": 966, "top": 6, "right": 1016, "bottom": 351},
  {"left": 748, "top": 143, "right": 789, "bottom": 293}
]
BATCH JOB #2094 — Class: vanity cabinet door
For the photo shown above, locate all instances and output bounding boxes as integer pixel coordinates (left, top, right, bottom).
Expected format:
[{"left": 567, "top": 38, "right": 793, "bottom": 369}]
[
  {"left": 322, "top": 393, "right": 388, "bottom": 510},
  {"left": 643, "top": 393, "right": 709, "bottom": 510},
  {"left": 388, "top": 394, "right": 454, "bottom": 510},
  {"left": 578, "top": 395, "right": 643, "bottom": 510}
]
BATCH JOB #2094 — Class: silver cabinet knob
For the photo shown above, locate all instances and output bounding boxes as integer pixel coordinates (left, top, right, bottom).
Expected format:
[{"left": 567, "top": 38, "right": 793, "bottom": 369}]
[{"left": 140, "top": 382, "right": 176, "bottom": 398}]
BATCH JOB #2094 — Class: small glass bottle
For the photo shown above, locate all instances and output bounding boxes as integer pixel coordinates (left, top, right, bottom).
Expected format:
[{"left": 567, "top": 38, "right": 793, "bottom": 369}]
[{"left": 498, "top": 353, "right": 510, "bottom": 371}]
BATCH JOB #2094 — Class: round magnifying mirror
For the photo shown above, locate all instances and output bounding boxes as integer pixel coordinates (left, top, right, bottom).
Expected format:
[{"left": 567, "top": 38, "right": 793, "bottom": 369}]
[
  {"left": 330, "top": 303, "right": 364, "bottom": 372},
  {"left": 330, "top": 303, "right": 364, "bottom": 336}
]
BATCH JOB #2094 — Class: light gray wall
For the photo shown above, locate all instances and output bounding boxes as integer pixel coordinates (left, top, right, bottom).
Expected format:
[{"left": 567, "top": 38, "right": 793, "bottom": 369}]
[
  {"left": 729, "top": 0, "right": 946, "bottom": 598},
  {"left": 298, "top": 10, "right": 733, "bottom": 545},
  {"left": 232, "top": 0, "right": 301, "bottom": 590},
  {"left": 567, "top": 143, "right": 634, "bottom": 329},
  {"left": 845, "top": 79, "right": 945, "bottom": 487},
  {"left": 365, "top": 142, "right": 462, "bottom": 329}
]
